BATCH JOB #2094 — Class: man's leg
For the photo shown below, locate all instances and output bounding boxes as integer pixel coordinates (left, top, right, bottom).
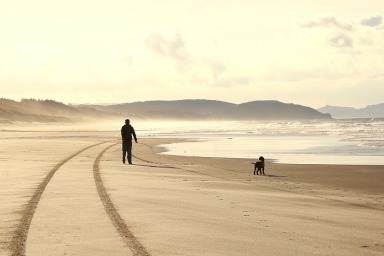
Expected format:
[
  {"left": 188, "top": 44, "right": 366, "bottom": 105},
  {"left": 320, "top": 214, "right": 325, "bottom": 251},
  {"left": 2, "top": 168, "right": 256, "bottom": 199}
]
[
  {"left": 127, "top": 140, "right": 133, "bottom": 164},
  {"left": 122, "top": 142, "right": 126, "bottom": 164}
]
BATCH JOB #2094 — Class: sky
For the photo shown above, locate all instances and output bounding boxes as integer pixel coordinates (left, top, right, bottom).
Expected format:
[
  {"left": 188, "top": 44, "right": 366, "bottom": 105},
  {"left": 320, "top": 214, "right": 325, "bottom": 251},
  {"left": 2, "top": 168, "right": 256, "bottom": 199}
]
[{"left": 1, "top": 0, "right": 383, "bottom": 108}]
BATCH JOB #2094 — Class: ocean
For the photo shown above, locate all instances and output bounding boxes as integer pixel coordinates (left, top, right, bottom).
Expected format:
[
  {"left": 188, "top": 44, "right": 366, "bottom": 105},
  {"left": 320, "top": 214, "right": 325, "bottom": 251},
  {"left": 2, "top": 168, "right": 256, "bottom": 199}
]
[{"left": 137, "top": 119, "right": 384, "bottom": 165}]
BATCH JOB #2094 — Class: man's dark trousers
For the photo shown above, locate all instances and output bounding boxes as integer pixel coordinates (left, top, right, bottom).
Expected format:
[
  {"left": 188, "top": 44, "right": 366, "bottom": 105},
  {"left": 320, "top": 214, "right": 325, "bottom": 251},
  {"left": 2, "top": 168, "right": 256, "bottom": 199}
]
[{"left": 122, "top": 140, "right": 133, "bottom": 164}]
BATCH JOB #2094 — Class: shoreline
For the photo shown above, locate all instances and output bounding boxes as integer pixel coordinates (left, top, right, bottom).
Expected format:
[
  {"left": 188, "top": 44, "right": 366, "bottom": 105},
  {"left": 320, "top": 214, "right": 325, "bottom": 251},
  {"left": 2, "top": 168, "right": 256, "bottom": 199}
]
[
  {"left": 154, "top": 136, "right": 384, "bottom": 165},
  {"left": 150, "top": 138, "right": 384, "bottom": 195}
]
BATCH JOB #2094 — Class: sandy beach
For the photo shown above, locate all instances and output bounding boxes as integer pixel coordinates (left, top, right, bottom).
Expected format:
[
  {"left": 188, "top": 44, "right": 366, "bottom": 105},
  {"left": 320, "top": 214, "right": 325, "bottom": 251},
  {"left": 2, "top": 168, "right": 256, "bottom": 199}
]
[{"left": 0, "top": 130, "right": 383, "bottom": 256}]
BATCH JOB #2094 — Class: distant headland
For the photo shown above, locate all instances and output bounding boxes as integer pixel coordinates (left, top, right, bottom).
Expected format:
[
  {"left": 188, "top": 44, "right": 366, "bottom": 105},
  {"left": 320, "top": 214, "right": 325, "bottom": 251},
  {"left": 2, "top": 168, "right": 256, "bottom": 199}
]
[{"left": 1, "top": 98, "right": 332, "bottom": 123}]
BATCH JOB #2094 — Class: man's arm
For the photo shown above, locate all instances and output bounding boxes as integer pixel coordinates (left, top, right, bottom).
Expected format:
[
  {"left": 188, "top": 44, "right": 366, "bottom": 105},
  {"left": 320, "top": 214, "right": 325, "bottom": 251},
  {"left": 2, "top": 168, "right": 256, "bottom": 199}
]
[{"left": 132, "top": 127, "right": 138, "bottom": 142}]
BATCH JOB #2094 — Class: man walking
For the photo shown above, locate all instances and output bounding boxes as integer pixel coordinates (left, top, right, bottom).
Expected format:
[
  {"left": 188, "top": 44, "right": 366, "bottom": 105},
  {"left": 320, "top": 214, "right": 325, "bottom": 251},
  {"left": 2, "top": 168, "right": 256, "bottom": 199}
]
[{"left": 121, "top": 119, "right": 138, "bottom": 164}]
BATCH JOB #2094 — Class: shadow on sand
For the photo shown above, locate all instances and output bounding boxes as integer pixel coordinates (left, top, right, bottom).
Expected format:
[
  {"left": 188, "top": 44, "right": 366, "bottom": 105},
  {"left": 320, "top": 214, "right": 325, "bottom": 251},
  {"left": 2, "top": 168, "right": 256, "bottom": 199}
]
[
  {"left": 255, "top": 174, "right": 287, "bottom": 178},
  {"left": 130, "top": 163, "right": 177, "bottom": 169}
]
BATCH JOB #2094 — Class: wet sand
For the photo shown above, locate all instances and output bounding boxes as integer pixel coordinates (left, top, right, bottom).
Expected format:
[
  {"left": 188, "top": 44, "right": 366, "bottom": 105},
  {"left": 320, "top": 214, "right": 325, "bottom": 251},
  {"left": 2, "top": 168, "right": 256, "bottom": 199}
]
[{"left": 0, "top": 130, "right": 383, "bottom": 255}]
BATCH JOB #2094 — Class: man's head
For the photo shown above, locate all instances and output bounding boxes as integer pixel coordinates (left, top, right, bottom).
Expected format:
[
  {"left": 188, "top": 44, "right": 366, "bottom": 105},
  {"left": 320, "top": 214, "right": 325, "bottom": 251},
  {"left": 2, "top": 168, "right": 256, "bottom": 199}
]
[{"left": 125, "top": 119, "right": 130, "bottom": 125}]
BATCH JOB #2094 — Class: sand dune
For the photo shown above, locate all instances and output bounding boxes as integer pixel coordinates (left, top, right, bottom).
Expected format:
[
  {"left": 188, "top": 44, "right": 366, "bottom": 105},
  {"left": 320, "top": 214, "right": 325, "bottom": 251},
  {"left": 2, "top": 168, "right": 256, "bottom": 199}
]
[{"left": 0, "top": 130, "right": 383, "bottom": 255}]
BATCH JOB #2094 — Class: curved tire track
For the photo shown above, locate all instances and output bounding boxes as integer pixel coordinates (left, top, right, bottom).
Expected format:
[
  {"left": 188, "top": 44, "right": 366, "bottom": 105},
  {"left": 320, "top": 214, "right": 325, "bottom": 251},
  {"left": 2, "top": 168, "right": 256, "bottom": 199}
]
[
  {"left": 93, "top": 144, "right": 151, "bottom": 256},
  {"left": 9, "top": 141, "right": 114, "bottom": 256}
]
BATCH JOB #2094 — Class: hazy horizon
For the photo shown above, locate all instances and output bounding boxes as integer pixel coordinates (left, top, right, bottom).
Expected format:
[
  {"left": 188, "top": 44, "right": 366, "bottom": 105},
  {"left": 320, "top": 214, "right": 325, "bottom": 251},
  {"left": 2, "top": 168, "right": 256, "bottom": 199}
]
[
  {"left": 3, "top": 97, "right": 384, "bottom": 110},
  {"left": 1, "top": 1, "right": 383, "bottom": 108}
]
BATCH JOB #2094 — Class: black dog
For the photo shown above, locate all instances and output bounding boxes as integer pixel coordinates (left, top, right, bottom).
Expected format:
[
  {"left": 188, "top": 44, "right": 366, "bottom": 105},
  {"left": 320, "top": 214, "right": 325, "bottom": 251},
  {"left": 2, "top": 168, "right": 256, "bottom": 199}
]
[{"left": 253, "top": 156, "right": 265, "bottom": 175}]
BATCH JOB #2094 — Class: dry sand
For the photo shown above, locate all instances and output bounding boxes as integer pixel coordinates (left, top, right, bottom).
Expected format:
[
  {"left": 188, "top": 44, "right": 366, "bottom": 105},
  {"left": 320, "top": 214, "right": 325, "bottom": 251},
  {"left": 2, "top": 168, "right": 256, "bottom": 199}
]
[{"left": 0, "top": 130, "right": 383, "bottom": 256}]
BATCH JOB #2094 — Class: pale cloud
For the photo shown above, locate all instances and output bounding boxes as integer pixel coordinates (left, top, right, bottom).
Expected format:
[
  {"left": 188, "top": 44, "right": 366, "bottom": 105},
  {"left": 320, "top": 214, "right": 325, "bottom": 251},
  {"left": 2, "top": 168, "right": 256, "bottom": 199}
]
[
  {"left": 204, "top": 59, "right": 227, "bottom": 80},
  {"left": 142, "top": 30, "right": 244, "bottom": 88},
  {"left": 144, "top": 31, "right": 190, "bottom": 65},
  {"left": 295, "top": 13, "right": 384, "bottom": 51},
  {"left": 360, "top": 15, "right": 383, "bottom": 27},
  {"left": 261, "top": 13, "right": 384, "bottom": 86},
  {"left": 299, "top": 15, "right": 355, "bottom": 31},
  {"left": 329, "top": 34, "right": 353, "bottom": 48}
]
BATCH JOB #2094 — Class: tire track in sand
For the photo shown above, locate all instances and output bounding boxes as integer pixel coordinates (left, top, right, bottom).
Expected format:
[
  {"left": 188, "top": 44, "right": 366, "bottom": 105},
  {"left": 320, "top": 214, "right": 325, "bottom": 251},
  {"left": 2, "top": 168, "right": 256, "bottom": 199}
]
[
  {"left": 93, "top": 144, "right": 151, "bottom": 256},
  {"left": 9, "top": 141, "right": 114, "bottom": 256}
]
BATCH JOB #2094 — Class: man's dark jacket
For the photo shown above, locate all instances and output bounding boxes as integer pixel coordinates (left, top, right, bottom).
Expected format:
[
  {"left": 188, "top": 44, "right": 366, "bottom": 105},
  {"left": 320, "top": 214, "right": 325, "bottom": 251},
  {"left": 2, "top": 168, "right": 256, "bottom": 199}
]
[{"left": 121, "top": 125, "right": 137, "bottom": 142}]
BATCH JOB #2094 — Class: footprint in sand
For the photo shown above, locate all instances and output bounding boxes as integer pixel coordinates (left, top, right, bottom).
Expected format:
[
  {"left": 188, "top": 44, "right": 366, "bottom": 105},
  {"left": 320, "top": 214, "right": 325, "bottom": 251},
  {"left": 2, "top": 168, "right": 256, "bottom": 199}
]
[
  {"left": 242, "top": 210, "right": 254, "bottom": 217},
  {"left": 215, "top": 195, "right": 224, "bottom": 201}
]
